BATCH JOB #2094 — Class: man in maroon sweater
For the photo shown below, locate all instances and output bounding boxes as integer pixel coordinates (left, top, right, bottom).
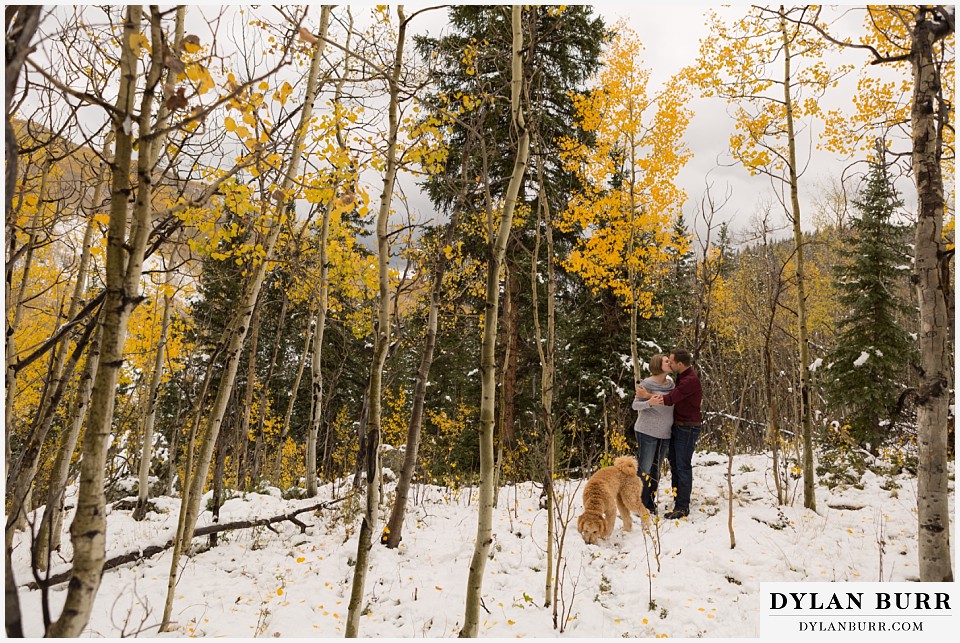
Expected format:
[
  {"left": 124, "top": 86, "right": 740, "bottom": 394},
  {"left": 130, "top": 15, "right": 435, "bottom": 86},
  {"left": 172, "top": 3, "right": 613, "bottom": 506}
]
[{"left": 649, "top": 348, "right": 702, "bottom": 519}]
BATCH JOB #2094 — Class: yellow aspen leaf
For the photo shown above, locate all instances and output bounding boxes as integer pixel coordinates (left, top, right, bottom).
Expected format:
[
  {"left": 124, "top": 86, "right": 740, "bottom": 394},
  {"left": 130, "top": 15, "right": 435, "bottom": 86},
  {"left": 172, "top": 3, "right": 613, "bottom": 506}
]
[
  {"left": 182, "top": 34, "right": 201, "bottom": 54},
  {"left": 296, "top": 556, "right": 305, "bottom": 563},
  {"left": 185, "top": 63, "right": 214, "bottom": 95},
  {"left": 274, "top": 81, "right": 293, "bottom": 106},
  {"left": 196, "top": 69, "right": 215, "bottom": 94},
  {"left": 224, "top": 116, "right": 237, "bottom": 132},
  {"left": 130, "top": 32, "right": 150, "bottom": 57},
  {"left": 277, "top": 588, "right": 284, "bottom": 596}
]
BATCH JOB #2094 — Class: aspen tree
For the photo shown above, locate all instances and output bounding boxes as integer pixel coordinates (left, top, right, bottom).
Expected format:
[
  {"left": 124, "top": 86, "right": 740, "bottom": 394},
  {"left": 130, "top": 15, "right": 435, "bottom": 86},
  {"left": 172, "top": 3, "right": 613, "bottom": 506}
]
[
  {"left": 306, "top": 6, "right": 346, "bottom": 496},
  {"left": 382, "top": 144, "right": 466, "bottom": 549},
  {"left": 11, "top": 10, "right": 293, "bottom": 627},
  {"left": 235, "top": 298, "right": 261, "bottom": 487},
  {"left": 695, "top": 6, "right": 847, "bottom": 511},
  {"left": 33, "top": 157, "right": 106, "bottom": 566},
  {"left": 48, "top": 7, "right": 153, "bottom": 635},
  {"left": 160, "top": 10, "right": 331, "bottom": 629},
  {"left": 34, "top": 319, "right": 103, "bottom": 571},
  {"left": 460, "top": 6, "right": 530, "bottom": 637},
  {"left": 797, "top": 4, "right": 953, "bottom": 581},
  {"left": 778, "top": 7, "right": 817, "bottom": 512},
  {"left": 13, "top": 134, "right": 111, "bottom": 573},
  {"left": 907, "top": 7, "right": 953, "bottom": 583},
  {"left": 530, "top": 156, "right": 557, "bottom": 607},
  {"left": 558, "top": 23, "right": 691, "bottom": 385},
  {"left": 133, "top": 268, "right": 175, "bottom": 520},
  {"left": 345, "top": 4, "right": 406, "bottom": 635},
  {"left": 132, "top": 6, "right": 186, "bottom": 520},
  {"left": 5, "top": 160, "right": 55, "bottom": 533}
]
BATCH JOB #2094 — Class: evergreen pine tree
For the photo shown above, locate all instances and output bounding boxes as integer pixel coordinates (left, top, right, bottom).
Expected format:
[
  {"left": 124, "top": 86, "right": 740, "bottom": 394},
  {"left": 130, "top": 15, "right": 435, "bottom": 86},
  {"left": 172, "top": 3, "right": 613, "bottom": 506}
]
[
  {"left": 826, "top": 143, "right": 916, "bottom": 451},
  {"left": 655, "top": 213, "right": 695, "bottom": 346},
  {"left": 414, "top": 6, "right": 610, "bottom": 464}
]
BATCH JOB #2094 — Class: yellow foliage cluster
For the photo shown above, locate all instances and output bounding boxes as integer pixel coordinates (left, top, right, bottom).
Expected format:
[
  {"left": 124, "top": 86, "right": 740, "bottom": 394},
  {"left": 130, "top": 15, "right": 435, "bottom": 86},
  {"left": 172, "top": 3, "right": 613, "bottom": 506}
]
[
  {"left": 600, "top": 421, "right": 632, "bottom": 469},
  {"left": 8, "top": 255, "right": 73, "bottom": 424},
  {"left": 414, "top": 210, "right": 487, "bottom": 331},
  {"left": 277, "top": 437, "right": 305, "bottom": 489},
  {"left": 419, "top": 401, "right": 476, "bottom": 486},
  {"left": 285, "top": 188, "right": 378, "bottom": 328},
  {"left": 223, "top": 72, "right": 275, "bottom": 156},
  {"left": 121, "top": 276, "right": 191, "bottom": 389},
  {"left": 558, "top": 22, "right": 691, "bottom": 311},
  {"left": 557, "top": 23, "right": 691, "bottom": 315},
  {"left": 824, "top": 7, "right": 954, "bottom": 181},
  {"left": 177, "top": 179, "right": 256, "bottom": 261},
  {"left": 710, "top": 236, "right": 841, "bottom": 356},
  {"left": 403, "top": 107, "right": 451, "bottom": 177},
  {"left": 8, "top": 160, "right": 87, "bottom": 428},
  {"left": 380, "top": 386, "right": 409, "bottom": 448},
  {"left": 697, "top": 7, "right": 853, "bottom": 177}
]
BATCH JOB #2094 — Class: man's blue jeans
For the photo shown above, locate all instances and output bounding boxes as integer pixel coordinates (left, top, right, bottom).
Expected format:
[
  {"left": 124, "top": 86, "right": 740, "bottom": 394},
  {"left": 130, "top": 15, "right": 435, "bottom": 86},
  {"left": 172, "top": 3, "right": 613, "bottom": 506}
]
[
  {"left": 667, "top": 424, "right": 701, "bottom": 512},
  {"left": 636, "top": 432, "right": 669, "bottom": 513}
]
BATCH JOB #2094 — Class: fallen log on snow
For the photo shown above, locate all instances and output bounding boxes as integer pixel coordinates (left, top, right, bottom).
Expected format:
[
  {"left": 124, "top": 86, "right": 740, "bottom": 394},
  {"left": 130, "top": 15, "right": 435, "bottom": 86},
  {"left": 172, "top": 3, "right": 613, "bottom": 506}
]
[{"left": 23, "top": 496, "right": 345, "bottom": 590}]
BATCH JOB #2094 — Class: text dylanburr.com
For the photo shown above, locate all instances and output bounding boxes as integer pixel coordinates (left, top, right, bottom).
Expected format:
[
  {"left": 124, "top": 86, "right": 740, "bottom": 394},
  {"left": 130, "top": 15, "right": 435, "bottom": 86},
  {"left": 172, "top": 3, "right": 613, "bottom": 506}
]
[{"left": 760, "top": 582, "right": 954, "bottom": 638}]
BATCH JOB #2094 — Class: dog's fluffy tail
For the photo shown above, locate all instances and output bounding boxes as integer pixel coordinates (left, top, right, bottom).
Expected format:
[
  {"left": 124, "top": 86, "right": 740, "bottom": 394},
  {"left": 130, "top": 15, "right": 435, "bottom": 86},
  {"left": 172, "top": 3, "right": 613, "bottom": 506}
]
[{"left": 613, "top": 455, "right": 638, "bottom": 476}]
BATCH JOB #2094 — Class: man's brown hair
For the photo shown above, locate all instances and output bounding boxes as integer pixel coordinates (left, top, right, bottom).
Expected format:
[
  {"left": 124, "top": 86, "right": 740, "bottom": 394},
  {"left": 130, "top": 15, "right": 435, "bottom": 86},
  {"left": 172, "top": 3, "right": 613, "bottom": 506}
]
[{"left": 670, "top": 348, "right": 692, "bottom": 367}]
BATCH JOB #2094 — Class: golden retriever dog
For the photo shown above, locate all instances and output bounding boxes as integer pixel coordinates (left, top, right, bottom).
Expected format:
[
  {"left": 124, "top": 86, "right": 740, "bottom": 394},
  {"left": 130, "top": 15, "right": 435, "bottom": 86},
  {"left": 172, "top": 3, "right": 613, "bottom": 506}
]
[{"left": 577, "top": 455, "right": 650, "bottom": 545}]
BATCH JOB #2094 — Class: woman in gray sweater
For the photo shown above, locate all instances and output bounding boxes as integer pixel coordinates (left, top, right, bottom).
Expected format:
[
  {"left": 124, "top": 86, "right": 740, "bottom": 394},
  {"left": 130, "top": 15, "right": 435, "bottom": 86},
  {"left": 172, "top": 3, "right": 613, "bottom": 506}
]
[{"left": 633, "top": 354, "right": 675, "bottom": 515}]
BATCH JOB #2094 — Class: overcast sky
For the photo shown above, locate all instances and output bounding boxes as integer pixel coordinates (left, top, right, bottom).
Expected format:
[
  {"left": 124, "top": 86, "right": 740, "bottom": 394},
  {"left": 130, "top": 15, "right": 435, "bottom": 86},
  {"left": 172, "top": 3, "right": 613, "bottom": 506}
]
[{"left": 33, "top": 3, "right": 921, "bottom": 250}]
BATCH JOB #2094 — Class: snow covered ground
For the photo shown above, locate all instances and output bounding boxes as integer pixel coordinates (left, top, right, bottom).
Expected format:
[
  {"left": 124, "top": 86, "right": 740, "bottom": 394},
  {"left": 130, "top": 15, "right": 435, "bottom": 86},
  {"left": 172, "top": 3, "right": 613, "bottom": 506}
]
[{"left": 11, "top": 450, "right": 955, "bottom": 638}]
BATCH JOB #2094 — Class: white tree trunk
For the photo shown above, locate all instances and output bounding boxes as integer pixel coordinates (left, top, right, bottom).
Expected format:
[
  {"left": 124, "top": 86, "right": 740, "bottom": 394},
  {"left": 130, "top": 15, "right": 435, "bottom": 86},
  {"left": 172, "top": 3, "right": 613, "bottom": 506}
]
[
  {"left": 530, "top": 175, "right": 556, "bottom": 606},
  {"left": 779, "top": 10, "right": 816, "bottom": 512},
  {"left": 460, "top": 6, "right": 530, "bottom": 637},
  {"left": 134, "top": 269, "right": 174, "bottom": 520},
  {"left": 306, "top": 199, "right": 333, "bottom": 496},
  {"left": 910, "top": 9, "right": 952, "bottom": 583},
  {"left": 33, "top": 161, "right": 109, "bottom": 567},
  {"left": 49, "top": 7, "right": 159, "bottom": 634},
  {"left": 345, "top": 5, "right": 404, "bottom": 636}
]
